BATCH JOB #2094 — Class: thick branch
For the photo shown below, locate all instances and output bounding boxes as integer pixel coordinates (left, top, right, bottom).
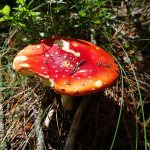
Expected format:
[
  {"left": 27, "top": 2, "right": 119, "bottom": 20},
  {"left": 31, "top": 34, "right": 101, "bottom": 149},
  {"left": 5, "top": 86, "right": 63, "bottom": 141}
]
[{"left": 64, "top": 94, "right": 91, "bottom": 150}]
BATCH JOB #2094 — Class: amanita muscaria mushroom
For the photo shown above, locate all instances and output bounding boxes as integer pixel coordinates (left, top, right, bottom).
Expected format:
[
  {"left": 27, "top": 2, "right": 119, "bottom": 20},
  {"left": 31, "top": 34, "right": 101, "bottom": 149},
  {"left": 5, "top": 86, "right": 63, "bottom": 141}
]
[{"left": 13, "top": 36, "right": 119, "bottom": 110}]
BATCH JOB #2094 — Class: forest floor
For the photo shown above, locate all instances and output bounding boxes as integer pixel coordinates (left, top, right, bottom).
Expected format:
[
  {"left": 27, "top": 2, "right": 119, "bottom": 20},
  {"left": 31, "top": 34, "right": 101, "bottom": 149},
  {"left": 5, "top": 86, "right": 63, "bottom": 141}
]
[{"left": 0, "top": 1, "right": 150, "bottom": 150}]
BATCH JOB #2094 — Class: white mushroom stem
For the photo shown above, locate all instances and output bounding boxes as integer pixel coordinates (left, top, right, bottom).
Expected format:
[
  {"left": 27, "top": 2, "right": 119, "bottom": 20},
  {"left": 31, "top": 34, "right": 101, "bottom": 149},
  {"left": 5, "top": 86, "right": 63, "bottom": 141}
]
[
  {"left": 64, "top": 94, "right": 91, "bottom": 150},
  {"left": 42, "top": 79, "right": 73, "bottom": 111},
  {"left": 61, "top": 95, "right": 73, "bottom": 111}
]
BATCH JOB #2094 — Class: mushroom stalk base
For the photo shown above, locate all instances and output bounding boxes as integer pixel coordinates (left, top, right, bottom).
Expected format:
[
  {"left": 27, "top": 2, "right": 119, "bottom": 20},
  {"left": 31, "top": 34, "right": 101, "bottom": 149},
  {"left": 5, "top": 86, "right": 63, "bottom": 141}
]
[
  {"left": 61, "top": 95, "right": 73, "bottom": 111},
  {"left": 64, "top": 94, "right": 91, "bottom": 150}
]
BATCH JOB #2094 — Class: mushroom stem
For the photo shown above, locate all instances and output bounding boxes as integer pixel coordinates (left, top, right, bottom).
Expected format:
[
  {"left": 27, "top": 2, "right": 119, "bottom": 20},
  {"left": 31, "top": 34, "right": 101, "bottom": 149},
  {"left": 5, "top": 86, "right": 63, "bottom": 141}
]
[
  {"left": 64, "top": 94, "right": 91, "bottom": 150},
  {"left": 61, "top": 95, "right": 73, "bottom": 111}
]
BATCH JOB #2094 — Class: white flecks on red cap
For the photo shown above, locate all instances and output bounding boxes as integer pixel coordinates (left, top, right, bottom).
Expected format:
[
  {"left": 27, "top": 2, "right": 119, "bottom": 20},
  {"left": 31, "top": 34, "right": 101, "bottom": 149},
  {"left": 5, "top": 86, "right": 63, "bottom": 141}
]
[{"left": 13, "top": 36, "right": 119, "bottom": 96}]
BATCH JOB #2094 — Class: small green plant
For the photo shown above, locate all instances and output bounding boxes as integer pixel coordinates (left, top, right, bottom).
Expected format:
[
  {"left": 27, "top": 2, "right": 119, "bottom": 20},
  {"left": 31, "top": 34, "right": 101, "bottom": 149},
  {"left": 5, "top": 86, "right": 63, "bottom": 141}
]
[{"left": 0, "top": 0, "right": 114, "bottom": 41}]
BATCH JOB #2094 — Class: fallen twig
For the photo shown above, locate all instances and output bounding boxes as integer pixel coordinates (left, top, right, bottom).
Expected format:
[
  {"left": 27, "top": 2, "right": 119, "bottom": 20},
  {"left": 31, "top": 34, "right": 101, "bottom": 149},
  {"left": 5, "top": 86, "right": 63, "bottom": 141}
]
[
  {"left": 44, "top": 102, "right": 56, "bottom": 128},
  {"left": 33, "top": 106, "right": 44, "bottom": 150},
  {"left": 0, "top": 53, "right": 8, "bottom": 150},
  {"left": 64, "top": 94, "right": 91, "bottom": 150}
]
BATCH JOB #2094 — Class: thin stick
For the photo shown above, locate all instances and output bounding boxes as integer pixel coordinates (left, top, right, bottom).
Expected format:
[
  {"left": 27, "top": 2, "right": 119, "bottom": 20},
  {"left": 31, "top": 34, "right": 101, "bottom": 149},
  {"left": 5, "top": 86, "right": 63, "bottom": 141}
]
[
  {"left": 44, "top": 102, "right": 56, "bottom": 128},
  {"left": 33, "top": 107, "right": 44, "bottom": 150},
  {"left": 64, "top": 94, "right": 91, "bottom": 150},
  {"left": 0, "top": 53, "right": 8, "bottom": 150}
]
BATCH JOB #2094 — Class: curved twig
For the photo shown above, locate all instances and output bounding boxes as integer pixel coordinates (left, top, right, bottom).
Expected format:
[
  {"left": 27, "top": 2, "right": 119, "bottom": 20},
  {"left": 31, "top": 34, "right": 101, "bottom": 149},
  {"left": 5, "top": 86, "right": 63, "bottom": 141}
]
[{"left": 64, "top": 94, "right": 91, "bottom": 150}]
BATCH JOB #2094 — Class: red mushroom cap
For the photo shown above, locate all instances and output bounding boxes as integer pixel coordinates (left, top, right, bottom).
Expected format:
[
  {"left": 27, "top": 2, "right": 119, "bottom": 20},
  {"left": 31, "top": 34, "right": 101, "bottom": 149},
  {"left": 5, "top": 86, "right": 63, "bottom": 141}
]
[{"left": 13, "top": 37, "right": 119, "bottom": 96}]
